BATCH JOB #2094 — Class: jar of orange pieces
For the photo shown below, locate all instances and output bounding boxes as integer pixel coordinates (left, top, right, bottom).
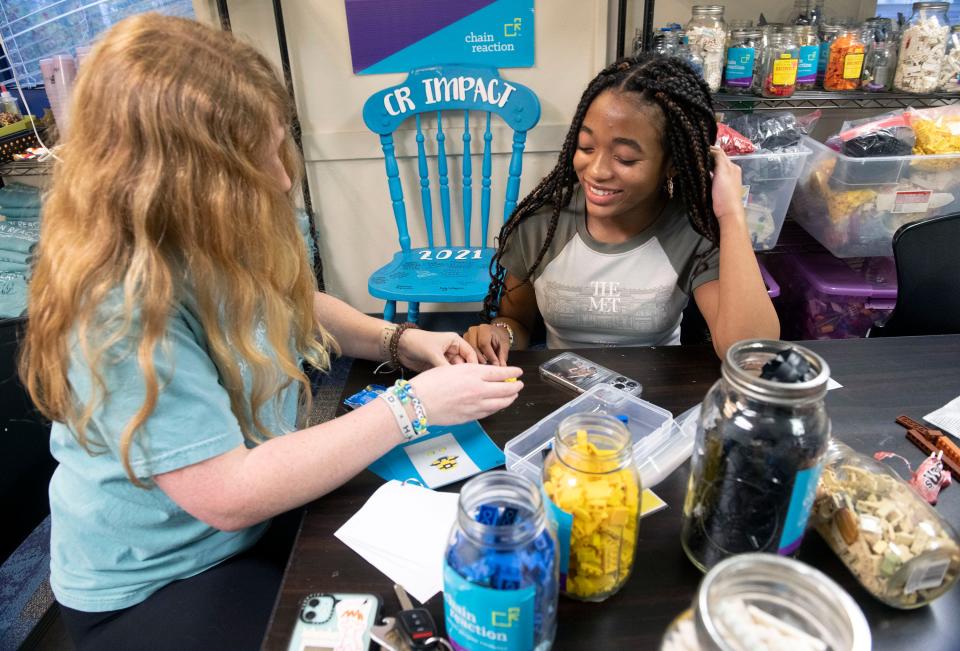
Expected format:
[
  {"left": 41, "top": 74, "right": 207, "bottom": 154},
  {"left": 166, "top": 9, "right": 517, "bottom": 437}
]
[
  {"left": 824, "top": 28, "right": 866, "bottom": 90},
  {"left": 541, "top": 413, "right": 641, "bottom": 601}
]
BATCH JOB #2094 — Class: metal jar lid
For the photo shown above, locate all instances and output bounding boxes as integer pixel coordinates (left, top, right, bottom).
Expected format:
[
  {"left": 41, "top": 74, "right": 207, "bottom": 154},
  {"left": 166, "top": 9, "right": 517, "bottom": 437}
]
[
  {"left": 721, "top": 339, "right": 830, "bottom": 406},
  {"left": 913, "top": 2, "right": 950, "bottom": 11},
  {"left": 692, "top": 5, "right": 726, "bottom": 15},
  {"left": 731, "top": 28, "right": 762, "bottom": 40}
]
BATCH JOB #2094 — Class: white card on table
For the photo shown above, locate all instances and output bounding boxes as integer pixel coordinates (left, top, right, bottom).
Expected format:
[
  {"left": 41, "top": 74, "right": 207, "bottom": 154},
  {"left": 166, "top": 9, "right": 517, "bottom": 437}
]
[{"left": 403, "top": 432, "right": 481, "bottom": 488}]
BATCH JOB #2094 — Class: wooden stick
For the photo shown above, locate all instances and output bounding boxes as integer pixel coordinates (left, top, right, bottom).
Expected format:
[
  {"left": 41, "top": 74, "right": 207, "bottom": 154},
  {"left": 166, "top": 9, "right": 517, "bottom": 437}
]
[{"left": 906, "top": 429, "right": 960, "bottom": 477}]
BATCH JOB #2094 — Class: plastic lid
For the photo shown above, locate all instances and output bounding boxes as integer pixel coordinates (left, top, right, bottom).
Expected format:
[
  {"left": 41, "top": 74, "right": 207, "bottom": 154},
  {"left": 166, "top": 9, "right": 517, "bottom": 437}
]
[{"left": 787, "top": 253, "right": 898, "bottom": 298}]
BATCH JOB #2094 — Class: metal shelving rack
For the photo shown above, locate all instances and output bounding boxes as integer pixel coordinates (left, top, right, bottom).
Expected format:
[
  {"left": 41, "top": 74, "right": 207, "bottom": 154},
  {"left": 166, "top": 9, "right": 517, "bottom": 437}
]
[
  {"left": 713, "top": 90, "right": 960, "bottom": 112},
  {"left": 616, "top": 0, "right": 960, "bottom": 112},
  {"left": 0, "top": 160, "right": 52, "bottom": 178}
]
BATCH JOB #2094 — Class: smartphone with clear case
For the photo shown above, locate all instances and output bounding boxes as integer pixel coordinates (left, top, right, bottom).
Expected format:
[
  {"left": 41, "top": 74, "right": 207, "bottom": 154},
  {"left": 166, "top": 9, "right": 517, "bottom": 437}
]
[{"left": 538, "top": 352, "right": 642, "bottom": 396}]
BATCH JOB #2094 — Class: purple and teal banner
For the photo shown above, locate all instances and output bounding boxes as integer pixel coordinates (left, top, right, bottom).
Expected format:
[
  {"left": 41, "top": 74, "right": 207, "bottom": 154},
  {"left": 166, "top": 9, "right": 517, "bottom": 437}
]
[{"left": 345, "top": 0, "right": 535, "bottom": 75}]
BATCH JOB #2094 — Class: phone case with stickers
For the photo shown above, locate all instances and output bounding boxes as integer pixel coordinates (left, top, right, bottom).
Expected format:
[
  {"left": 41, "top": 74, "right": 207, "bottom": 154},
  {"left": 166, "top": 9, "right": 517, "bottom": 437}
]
[
  {"left": 538, "top": 352, "right": 642, "bottom": 396},
  {"left": 287, "top": 592, "right": 381, "bottom": 651}
]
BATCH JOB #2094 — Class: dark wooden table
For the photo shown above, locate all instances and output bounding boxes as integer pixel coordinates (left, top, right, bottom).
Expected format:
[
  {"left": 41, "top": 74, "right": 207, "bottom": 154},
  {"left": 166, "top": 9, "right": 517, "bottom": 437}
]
[{"left": 263, "top": 335, "right": 960, "bottom": 650}]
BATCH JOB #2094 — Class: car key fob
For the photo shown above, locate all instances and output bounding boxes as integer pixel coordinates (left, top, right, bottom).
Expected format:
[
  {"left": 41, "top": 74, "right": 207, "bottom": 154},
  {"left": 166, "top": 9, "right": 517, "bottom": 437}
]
[{"left": 396, "top": 608, "right": 437, "bottom": 649}]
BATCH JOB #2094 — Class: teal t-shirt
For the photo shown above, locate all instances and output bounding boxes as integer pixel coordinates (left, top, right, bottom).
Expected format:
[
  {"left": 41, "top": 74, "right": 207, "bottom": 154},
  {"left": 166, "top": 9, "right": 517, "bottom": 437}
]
[
  {"left": 49, "top": 212, "right": 314, "bottom": 612},
  {"left": 49, "top": 299, "right": 301, "bottom": 612}
]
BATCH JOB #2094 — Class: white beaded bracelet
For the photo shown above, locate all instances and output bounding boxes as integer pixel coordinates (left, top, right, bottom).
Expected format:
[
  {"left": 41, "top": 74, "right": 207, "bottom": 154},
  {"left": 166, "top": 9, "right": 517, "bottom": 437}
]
[
  {"left": 493, "top": 320, "right": 514, "bottom": 348},
  {"left": 378, "top": 391, "right": 416, "bottom": 441}
]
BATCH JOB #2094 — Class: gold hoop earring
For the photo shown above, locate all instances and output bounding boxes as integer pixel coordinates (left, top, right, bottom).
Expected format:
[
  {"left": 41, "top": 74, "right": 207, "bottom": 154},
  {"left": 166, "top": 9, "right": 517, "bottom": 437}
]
[{"left": 666, "top": 177, "right": 674, "bottom": 199}]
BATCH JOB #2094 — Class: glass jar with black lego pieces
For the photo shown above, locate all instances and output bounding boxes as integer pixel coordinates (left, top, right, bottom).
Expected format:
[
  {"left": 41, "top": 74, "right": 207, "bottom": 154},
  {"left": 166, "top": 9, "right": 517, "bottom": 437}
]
[
  {"left": 680, "top": 340, "right": 832, "bottom": 573},
  {"left": 723, "top": 28, "right": 762, "bottom": 93},
  {"left": 792, "top": 25, "right": 821, "bottom": 90}
]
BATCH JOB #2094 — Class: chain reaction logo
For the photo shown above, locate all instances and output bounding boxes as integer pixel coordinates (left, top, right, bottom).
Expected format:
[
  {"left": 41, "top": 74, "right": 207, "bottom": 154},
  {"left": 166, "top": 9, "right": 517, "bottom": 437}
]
[
  {"left": 491, "top": 607, "right": 521, "bottom": 628},
  {"left": 431, "top": 455, "right": 460, "bottom": 471}
]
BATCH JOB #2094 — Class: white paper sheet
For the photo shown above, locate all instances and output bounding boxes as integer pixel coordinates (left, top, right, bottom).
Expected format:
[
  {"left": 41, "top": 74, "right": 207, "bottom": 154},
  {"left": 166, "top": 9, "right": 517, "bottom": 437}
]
[
  {"left": 334, "top": 480, "right": 459, "bottom": 604},
  {"left": 925, "top": 395, "right": 960, "bottom": 438}
]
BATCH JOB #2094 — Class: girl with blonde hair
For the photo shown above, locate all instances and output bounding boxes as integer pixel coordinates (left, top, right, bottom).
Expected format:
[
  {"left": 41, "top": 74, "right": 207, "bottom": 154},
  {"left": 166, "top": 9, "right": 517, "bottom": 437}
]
[{"left": 21, "top": 14, "right": 522, "bottom": 648}]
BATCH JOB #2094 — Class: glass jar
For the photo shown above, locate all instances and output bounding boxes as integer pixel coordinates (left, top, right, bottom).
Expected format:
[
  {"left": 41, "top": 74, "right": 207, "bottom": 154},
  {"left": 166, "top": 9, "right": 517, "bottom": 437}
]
[
  {"left": 759, "top": 32, "right": 800, "bottom": 97},
  {"left": 660, "top": 554, "right": 871, "bottom": 651},
  {"left": 654, "top": 28, "right": 682, "bottom": 57},
  {"left": 685, "top": 5, "right": 727, "bottom": 91},
  {"left": 817, "top": 24, "right": 843, "bottom": 87},
  {"left": 541, "top": 413, "right": 640, "bottom": 601},
  {"left": 938, "top": 24, "right": 960, "bottom": 92},
  {"left": 793, "top": 25, "right": 821, "bottom": 90},
  {"left": 679, "top": 35, "right": 705, "bottom": 78},
  {"left": 723, "top": 28, "right": 762, "bottom": 93},
  {"left": 894, "top": 2, "right": 951, "bottom": 93},
  {"left": 631, "top": 27, "right": 644, "bottom": 56},
  {"left": 790, "top": 0, "right": 825, "bottom": 27},
  {"left": 811, "top": 440, "right": 960, "bottom": 608},
  {"left": 726, "top": 19, "right": 753, "bottom": 32},
  {"left": 681, "top": 340, "right": 831, "bottom": 572},
  {"left": 444, "top": 471, "right": 559, "bottom": 651},
  {"left": 862, "top": 18, "right": 898, "bottom": 91},
  {"left": 761, "top": 22, "right": 785, "bottom": 51},
  {"left": 824, "top": 27, "right": 866, "bottom": 91}
]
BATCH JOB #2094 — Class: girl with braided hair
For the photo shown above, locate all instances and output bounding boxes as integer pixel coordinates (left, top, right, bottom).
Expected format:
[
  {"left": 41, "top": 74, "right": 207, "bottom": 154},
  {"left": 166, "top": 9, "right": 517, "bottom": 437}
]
[{"left": 464, "top": 54, "right": 779, "bottom": 363}]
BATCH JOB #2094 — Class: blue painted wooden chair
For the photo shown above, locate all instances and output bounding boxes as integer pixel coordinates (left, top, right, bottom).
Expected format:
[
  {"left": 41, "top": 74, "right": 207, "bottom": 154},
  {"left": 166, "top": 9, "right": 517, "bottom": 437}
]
[{"left": 362, "top": 65, "right": 541, "bottom": 323}]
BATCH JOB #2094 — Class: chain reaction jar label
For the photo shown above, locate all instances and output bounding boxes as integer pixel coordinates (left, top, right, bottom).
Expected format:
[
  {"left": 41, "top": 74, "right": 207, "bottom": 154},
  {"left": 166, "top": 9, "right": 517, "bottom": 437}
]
[
  {"left": 725, "top": 47, "right": 756, "bottom": 88},
  {"left": 444, "top": 564, "right": 534, "bottom": 651},
  {"left": 778, "top": 463, "right": 825, "bottom": 555}
]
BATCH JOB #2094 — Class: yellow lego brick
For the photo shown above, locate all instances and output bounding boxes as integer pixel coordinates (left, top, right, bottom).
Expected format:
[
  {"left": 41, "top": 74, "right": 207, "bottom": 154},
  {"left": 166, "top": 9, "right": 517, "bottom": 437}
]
[{"left": 607, "top": 507, "right": 630, "bottom": 527}]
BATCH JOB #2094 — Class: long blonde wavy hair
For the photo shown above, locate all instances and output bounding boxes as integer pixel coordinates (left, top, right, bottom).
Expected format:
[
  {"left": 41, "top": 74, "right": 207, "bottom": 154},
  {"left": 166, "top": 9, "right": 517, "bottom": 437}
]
[{"left": 21, "top": 13, "right": 337, "bottom": 485}]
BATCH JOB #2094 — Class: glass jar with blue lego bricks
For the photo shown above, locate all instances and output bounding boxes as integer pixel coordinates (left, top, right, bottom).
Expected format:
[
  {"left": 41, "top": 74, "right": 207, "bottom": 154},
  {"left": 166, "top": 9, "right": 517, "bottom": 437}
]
[
  {"left": 542, "top": 413, "right": 641, "bottom": 602},
  {"left": 443, "top": 471, "right": 558, "bottom": 651},
  {"left": 681, "top": 340, "right": 832, "bottom": 573}
]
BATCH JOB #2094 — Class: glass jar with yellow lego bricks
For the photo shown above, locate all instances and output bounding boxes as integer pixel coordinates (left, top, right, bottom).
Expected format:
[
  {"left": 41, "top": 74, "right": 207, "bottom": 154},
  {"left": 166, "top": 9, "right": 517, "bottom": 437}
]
[{"left": 541, "top": 413, "right": 640, "bottom": 601}]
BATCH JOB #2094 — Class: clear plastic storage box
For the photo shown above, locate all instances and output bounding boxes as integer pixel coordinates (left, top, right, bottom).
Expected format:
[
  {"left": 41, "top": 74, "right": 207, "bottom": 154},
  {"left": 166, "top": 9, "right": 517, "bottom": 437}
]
[
  {"left": 790, "top": 135, "right": 960, "bottom": 257},
  {"left": 765, "top": 252, "right": 898, "bottom": 339},
  {"left": 730, "top": 146, "right": 812, "bottom": 251},
  {"left": 504, "top": 384, "right": 697, "bottom": 489}
]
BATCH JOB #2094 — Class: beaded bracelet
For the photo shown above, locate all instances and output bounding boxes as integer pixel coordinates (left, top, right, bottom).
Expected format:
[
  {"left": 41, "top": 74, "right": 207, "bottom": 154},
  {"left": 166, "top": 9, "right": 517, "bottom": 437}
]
[
  {"left": 378, "top": 390, "right": 416, "bottom": 441},
  {"left": 388, "top": 322, "right": 419, "bottom": 370},
  {"left": 492, "top": 320, "right": 515, "bottom": 348},
  {"left": 391, "top": 379, "right": 429, "bottom": 437},
  {"left": 379, "top": 324, "right": 398, "bottom": 362}
]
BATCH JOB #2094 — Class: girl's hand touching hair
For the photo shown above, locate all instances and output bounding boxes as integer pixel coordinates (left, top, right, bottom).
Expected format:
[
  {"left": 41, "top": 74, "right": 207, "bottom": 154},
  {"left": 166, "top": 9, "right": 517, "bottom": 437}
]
[
  {"left": 397, "top": 329, "right": 479, "bottom": 371},
  {"left": 410, "top": 364, "right": 522, "bottom": 425},
  {"left": 709, "top": 146, "right": 747, "bottom": 228}
]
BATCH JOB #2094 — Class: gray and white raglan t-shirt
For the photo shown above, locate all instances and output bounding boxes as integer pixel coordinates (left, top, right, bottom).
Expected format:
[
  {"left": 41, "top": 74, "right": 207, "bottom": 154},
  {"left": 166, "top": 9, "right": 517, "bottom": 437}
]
[{"left": 499, "top": 190, "right": 720, "bottom": 349}]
